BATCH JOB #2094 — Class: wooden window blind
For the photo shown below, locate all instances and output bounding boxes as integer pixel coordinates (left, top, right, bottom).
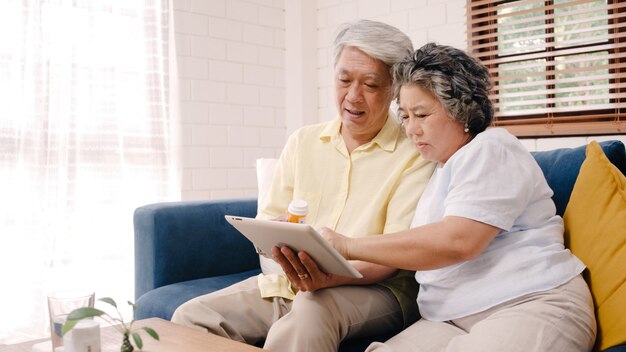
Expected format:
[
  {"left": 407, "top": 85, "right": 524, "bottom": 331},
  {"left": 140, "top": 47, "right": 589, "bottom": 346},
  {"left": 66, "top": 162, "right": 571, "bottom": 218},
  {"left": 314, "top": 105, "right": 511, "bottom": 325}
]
[{"left": 468, "top": 0, "right": 626, "bottom": 137}]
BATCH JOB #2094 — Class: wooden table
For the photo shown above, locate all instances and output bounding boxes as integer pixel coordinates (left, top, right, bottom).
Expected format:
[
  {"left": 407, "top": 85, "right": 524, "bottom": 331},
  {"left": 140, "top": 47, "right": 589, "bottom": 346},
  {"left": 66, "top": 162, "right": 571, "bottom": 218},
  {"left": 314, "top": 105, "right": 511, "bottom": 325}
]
[{"left": 0, "top": 318, "right": 265, "bottom": 352}]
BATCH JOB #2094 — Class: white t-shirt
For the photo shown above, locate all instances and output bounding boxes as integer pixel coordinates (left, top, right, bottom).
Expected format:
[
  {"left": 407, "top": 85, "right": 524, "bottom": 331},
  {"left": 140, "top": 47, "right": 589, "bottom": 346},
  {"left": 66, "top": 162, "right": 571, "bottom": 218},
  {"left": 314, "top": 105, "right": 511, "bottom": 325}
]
[{"left": 411, "top": 128, "right": 585, "bottom": 321}]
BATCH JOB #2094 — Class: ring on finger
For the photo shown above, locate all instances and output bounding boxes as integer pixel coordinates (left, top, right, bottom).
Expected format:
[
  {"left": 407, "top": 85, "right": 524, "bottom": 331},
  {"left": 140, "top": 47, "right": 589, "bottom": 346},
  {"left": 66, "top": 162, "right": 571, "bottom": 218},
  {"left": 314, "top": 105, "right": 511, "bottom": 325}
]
[{"left": 298, "top": 273, "right": 309, "bottom": 280}]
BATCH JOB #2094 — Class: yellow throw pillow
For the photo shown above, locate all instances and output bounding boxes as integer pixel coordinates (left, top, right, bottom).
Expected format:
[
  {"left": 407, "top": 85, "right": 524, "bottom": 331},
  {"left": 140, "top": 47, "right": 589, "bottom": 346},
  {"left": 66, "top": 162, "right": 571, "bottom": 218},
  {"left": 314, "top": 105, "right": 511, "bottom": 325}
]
[{"left": 564, "top": 141, "right": 626, "bottom": 351}]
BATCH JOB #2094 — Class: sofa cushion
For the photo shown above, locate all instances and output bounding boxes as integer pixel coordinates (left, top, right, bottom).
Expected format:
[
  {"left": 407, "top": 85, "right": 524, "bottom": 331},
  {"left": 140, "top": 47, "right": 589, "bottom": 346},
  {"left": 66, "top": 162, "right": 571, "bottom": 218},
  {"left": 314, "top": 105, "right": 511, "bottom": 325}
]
[
  {"left": 134, "top": 198, "right": 260, "bottom": 300},
  {"left": 134, "top": 269, "right": 261, "bottom": 320},
  {"left": 531, "top": 140, "right": 626, "bottom": 216},
  {"left": 605, "top": 344, "right": 626, "bottom": 352},
  {"left": 563, "top": 141, "right": 626, "bottom": 351}
]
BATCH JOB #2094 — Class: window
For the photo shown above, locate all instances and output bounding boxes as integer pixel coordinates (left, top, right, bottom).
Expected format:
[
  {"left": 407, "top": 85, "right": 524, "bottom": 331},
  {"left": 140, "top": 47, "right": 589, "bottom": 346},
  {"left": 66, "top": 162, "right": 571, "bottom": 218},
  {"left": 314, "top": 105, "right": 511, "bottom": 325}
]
[
  {"left": 0, "top": 1, "right": 179, "bottom": 342},
  {"left": 468, "top": 0, "right": 626, "bottom": 136}
]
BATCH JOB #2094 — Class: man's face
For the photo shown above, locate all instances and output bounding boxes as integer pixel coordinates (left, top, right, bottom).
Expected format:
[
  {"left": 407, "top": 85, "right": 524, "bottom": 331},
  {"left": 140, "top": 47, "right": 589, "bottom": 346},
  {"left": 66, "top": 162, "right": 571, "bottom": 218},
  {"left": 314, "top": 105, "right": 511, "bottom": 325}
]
[{"left": 334, "top": 46, "right": 392, "bottom": 141}]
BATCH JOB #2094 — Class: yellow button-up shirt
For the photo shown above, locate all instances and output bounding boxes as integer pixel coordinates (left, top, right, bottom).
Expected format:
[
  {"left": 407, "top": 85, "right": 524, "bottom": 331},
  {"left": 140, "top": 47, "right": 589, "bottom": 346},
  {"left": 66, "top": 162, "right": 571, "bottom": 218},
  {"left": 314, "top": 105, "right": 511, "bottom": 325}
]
[{"left": 257, "top": 113, "right": 436, "bottom": 326}]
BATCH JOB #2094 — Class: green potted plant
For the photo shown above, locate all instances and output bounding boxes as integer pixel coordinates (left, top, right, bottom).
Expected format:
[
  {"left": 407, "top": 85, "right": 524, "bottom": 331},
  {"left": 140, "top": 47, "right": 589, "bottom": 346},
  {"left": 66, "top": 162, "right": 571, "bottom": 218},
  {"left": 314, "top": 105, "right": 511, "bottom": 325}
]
[{"left": 61, "top": 297, "right": 159, "bottom": 352}]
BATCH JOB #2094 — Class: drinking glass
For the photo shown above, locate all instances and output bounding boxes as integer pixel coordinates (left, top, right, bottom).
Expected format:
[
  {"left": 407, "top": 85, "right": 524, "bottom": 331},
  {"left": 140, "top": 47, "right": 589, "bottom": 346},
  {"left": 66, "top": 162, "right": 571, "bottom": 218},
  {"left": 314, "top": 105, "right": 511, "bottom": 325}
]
[{"left": 47, "top": 290, "right": 95, "bottom": 352}]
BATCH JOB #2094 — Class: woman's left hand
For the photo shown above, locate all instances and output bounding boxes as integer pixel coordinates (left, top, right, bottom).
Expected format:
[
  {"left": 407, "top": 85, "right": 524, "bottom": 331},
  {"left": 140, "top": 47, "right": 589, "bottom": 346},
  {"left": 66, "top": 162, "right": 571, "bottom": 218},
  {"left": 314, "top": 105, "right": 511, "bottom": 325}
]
[{"left": 271, "top": 246, "right": 336, "bottom": 292}]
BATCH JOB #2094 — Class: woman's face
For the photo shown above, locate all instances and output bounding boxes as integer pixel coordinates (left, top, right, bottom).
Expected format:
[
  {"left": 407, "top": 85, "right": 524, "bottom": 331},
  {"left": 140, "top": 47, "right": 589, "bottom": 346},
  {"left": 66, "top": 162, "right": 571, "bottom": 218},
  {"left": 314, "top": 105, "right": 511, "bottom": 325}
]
[
  {"left": 334, "top": 46, "right": 393, "bottom": 141},
  {"left": 398, "top": 84, "right": 469, "bottom": 165}
]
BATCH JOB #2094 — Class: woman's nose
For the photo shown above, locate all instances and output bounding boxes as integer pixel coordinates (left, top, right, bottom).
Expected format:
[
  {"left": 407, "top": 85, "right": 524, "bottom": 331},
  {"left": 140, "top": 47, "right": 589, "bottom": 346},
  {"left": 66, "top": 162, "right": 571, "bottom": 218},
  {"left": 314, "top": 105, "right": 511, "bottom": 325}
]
[{"left": 404, "top": 118, "right": 422, "bottom": 135}]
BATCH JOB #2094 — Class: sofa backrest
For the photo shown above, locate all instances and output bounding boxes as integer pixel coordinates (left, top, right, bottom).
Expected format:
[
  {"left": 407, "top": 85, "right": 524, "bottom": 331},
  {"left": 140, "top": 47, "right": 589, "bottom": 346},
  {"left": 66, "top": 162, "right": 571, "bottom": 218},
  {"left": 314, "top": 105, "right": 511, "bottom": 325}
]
[{"left": 531, "top": 140, "right": 626, "bottom": 217}]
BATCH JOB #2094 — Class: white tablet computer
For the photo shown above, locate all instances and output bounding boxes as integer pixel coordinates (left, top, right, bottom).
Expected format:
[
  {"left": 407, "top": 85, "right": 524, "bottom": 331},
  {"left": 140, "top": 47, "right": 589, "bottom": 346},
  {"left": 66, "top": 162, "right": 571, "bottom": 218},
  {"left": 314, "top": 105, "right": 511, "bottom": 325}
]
[{"left": 224, "top": 215, "right": 363, "bottom": 278}]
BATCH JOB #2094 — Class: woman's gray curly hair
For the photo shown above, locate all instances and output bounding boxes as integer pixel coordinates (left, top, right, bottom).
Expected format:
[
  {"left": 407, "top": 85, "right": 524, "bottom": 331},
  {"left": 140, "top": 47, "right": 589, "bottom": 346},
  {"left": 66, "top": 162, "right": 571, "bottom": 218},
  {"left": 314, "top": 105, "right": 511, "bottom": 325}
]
[{"left": 391, "top": 43, "right": 494, "bottom": 135}]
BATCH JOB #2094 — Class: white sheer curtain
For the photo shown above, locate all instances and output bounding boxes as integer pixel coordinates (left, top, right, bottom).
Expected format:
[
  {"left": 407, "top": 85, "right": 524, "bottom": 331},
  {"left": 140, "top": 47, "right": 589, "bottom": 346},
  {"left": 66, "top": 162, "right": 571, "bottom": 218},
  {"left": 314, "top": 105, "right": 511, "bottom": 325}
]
[{"left": 0, "top": 0, "right": 180, "bottom": 342}]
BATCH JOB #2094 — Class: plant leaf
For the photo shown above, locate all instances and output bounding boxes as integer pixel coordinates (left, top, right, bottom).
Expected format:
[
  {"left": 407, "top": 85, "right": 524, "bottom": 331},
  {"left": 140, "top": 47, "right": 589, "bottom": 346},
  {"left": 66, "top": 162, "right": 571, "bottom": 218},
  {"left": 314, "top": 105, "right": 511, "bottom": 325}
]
[
  {"left": 99, "top": 297, "right": 117, "bottom": 308},
  {"left": 62, "top": 308, "right": 107, "bottom": 335},
  {"left": 142, "top": 327, "right": 159, "bottom": 341},
  {"left": 132, "top": 332, "right": 143, "bottom": 349},
  {"left": 67, "top": 307, "right": 106, "bottom": 320},
  {"left": 61, "top": 319, "right": 79, "bottom": 336},
  {"left": 128, "top": 301, "right": 137, "bottom": 320},
  {"left": 127, "top": 300, "right": 136, "bottom": 314}
]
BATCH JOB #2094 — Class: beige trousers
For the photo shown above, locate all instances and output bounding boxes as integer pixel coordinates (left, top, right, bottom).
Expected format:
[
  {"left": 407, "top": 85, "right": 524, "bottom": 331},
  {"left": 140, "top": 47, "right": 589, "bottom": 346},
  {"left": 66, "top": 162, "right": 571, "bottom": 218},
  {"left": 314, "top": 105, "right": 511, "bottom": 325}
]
[
  {"left": 171, "top": 276, "right": 403, "bottom": 352},
  {"left": 367, "top": 275, "right": 596, "bottom": 352}
]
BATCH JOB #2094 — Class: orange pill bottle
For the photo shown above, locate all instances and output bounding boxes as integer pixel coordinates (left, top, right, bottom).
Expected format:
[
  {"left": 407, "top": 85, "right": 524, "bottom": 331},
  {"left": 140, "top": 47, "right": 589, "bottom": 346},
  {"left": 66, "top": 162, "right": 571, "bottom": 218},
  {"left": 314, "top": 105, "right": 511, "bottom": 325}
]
[{"left": 287, "top": 199, "right": 309, "bottom": 223}]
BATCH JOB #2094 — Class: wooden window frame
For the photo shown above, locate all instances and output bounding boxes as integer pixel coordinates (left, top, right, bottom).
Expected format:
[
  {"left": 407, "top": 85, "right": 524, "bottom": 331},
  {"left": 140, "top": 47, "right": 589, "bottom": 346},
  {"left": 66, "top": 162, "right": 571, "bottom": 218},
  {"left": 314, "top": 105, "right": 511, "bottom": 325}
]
[{"left": 468, "top": 0, "right": 626, "bottom": 137}]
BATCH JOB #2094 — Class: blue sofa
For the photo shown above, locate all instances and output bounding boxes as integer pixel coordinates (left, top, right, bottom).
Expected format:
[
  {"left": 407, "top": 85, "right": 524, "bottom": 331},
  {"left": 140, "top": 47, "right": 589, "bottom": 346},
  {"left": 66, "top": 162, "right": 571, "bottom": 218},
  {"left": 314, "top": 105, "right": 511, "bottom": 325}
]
[{"left": 134, "top": 140, "right": 626, "bottom": 352}]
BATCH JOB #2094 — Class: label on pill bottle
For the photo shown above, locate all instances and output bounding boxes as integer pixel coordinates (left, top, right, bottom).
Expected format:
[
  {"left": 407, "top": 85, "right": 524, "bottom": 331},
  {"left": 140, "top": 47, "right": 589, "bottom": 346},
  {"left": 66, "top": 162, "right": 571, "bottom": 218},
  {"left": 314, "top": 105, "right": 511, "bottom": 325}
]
[{"left": 287, "top": 199, "right": 308, "bottom": 223}]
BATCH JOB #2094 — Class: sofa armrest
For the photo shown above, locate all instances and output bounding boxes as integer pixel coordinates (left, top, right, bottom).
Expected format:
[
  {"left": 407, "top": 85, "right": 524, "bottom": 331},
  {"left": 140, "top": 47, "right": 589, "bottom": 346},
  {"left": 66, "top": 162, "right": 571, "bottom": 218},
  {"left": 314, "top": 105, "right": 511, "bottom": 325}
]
[{"left": 133, "top": 198, "right": 260, "bottom": 300}]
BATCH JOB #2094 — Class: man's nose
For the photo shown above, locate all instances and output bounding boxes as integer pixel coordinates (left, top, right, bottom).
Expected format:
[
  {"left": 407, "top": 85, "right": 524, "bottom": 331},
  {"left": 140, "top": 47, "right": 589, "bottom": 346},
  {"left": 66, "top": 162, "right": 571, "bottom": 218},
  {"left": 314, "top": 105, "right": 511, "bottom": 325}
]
[{"left": 346, "top": 83, "right": 363, "bottom": 103}]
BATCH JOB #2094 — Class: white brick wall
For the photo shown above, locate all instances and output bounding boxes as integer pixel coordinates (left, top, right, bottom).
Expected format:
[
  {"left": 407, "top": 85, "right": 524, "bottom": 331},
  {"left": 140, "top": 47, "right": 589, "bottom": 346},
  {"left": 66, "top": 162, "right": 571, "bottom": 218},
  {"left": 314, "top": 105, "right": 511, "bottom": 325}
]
[
  {"left": 521, "top": 135, "right": 626, "bottom": 152},
  {"left": 174, "top": 0, "right": 625, "bottom": 201},
  {"left": 174, "top": 0, "right": 285, "bottom": 200},
  {"left": 315, "top": 0, "right": 467, "bottom": 122}
]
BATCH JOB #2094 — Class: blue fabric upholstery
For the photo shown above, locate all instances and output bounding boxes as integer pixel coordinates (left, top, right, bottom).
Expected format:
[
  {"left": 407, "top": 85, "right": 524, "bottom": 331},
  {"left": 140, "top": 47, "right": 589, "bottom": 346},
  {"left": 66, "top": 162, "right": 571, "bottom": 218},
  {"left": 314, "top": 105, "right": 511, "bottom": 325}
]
[
  {"left": 603, "top": 345, "right": 626, "bottom": 352},
  {"left": 134, "top": 140, "right": 626, "bottom": 351},
  {"left": 135, "top": 269, "right": 261, "bottom": 320},
  {"left": 605, "top": 344, "right": 626, "bottom": 352},
  {"left": 531, "top": 140, "right": 626, "bottom": 216},
  {"left": 133, "top": 198, "right": 259, "bottom": 301}
]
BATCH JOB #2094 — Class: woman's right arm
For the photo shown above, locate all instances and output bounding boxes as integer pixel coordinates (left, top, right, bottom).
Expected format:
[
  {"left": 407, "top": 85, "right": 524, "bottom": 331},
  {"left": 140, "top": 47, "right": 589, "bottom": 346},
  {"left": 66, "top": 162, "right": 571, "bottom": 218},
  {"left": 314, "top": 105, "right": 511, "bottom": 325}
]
[{"left": 321, "top": 215, "right": 501, "bottom": 271}]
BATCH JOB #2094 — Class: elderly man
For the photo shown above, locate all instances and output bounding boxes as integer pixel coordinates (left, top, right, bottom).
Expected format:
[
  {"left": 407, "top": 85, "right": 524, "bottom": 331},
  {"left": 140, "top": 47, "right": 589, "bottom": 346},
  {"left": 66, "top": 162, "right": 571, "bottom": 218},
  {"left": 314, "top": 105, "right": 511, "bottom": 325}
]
[{"left": 172, "top": 19, "right": 435, "bottom": 352}]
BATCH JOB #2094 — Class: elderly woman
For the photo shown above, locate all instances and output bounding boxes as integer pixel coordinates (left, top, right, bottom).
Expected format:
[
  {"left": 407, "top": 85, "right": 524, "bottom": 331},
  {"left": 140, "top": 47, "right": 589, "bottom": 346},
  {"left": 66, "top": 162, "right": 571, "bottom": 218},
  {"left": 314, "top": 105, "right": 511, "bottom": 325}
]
[
  {"left": 315, "top": 43, "right": 597, "bottom": 351},
  {"left": 172, "top": 21, "right": 435, "bottom": 352}
]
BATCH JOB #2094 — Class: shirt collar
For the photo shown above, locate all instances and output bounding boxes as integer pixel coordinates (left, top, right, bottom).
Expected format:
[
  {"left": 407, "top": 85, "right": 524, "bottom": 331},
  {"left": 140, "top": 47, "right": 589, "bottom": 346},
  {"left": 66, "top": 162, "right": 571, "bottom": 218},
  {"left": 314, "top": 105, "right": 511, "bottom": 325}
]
[{"left": 319, "top": 111, "right": 402, "bottom": 152}]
